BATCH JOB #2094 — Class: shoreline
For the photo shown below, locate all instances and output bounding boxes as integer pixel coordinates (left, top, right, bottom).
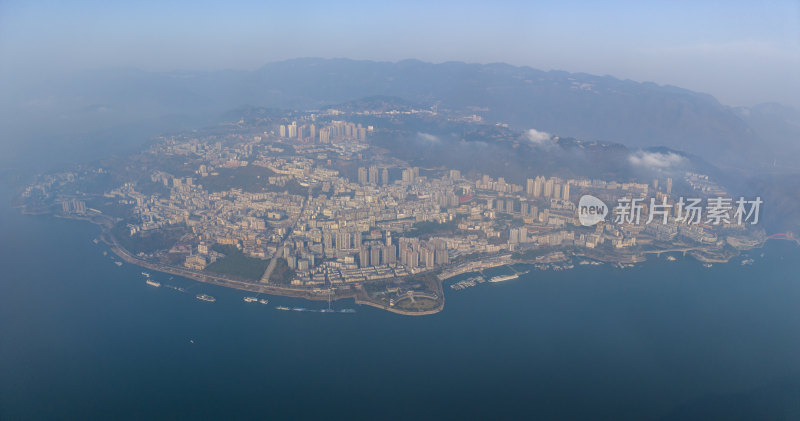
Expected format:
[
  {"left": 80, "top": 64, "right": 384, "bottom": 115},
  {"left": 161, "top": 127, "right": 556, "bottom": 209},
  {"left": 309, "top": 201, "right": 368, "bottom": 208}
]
[
  {"left": 61, "top": 211, "right": 446, "bottom": 315},
  {"left": 32, "top": 207, "right": 776, "bottom": 316}
]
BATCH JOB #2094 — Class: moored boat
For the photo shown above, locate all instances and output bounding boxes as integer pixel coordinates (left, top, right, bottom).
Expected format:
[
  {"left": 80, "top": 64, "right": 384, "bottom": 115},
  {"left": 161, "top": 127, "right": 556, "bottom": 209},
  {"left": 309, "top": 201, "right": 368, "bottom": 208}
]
[{"left": 489, "top": 274, "right": 518, "bottom": 283}]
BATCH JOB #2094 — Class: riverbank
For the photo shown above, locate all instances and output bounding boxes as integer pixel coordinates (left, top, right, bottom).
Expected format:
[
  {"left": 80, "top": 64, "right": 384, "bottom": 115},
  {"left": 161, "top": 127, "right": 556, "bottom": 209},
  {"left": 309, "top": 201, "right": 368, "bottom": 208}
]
[
  {"left": 25, "top": 205, "right": 761, "bottom": 316},
  {"left": 49, "top": 209, "right": 444, "bottom": 315}
]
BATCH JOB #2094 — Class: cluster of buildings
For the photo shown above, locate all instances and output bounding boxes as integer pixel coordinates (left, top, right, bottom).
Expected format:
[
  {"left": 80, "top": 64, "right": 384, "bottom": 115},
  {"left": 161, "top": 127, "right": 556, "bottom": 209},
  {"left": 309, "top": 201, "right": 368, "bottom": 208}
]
[
  {"left": 100, "top": 123, "right": 750, "bottom": 287},
  {"left": 279, "top": 120, "right": 372, "bottom": 144},
  {"left": 24, "top": 107, "right": 764, "bottom": 292},
  {"left": 60, "top": 198, "right": 87, "bottom": 214}
]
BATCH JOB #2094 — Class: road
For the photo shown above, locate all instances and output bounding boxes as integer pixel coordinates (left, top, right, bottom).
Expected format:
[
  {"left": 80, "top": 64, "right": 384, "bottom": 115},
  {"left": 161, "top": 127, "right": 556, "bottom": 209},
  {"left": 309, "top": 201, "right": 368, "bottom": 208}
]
[{"left": 260, "top": 197, "right": 306, "bottom": 283}]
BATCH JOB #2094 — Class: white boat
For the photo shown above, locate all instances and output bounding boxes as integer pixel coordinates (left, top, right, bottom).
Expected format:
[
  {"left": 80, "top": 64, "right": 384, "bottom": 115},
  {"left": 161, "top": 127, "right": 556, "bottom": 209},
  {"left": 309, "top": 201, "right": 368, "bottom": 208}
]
[
  {"left": 145, "top": 279, "right": 161, "bottom": 287},
  {"left": 489, "top": 274, "right": 519, "bottom": 283},
  {"left": 259, "top": 299, "right": 269, "bottom": 305},
  {"left": 196, "top": 294, "right": 216, "bottom": 302},
  {"left": 243, "top": 297, "right": 258, "bottom": 303}
]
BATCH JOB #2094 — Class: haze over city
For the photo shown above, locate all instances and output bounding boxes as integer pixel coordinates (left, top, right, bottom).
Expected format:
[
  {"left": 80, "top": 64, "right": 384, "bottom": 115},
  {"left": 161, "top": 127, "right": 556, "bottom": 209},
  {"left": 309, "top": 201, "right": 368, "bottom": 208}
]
[
  {"left": 2, "top": 2, "right": 800, "bottom": 420},
  {"left": 1, "top": 0, "right": 799, "bottom": 108}
]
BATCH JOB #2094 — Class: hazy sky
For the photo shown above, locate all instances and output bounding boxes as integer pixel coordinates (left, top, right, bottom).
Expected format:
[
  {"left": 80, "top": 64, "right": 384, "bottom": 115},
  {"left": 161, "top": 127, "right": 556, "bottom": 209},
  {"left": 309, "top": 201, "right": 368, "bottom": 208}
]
[{"left": 1, "top": 0, "right": 799, "bottom": 108}]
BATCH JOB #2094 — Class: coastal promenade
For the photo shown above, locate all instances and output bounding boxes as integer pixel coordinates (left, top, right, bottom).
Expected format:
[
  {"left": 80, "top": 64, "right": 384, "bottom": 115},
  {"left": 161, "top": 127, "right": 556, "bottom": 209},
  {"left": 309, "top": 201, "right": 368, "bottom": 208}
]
[
  {"left": 83, "top": 210, "right": 444, "bottom": 315},
  {"left": 49, "top": 207, "right": 761, "bottom": 316}
]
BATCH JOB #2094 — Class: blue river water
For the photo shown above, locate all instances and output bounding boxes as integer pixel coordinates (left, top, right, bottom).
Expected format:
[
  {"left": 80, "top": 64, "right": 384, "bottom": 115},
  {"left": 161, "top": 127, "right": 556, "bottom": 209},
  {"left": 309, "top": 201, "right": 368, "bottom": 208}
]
[{"left": 2, "top": 185, "right": 800, "bottom": 420}]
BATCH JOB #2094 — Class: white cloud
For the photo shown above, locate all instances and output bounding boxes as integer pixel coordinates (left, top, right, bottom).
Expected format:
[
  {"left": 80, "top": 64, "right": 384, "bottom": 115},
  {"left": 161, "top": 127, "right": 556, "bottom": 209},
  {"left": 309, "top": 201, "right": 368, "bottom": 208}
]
[
  {"left": 525, "top": 128, "right": 552, "bottom": 145},
  {"left": 417, "top": 132, "right": 440, "bottom": 143},
  {"left": 628, "top": 151, "right": 686, "bottom": 169}
]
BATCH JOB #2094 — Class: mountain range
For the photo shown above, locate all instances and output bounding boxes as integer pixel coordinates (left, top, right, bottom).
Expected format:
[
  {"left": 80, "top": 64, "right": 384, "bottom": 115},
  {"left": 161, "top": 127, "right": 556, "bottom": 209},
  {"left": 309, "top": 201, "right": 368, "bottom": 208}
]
[{"left": 2, "top": 58, "right": 798, "bottom": 171}]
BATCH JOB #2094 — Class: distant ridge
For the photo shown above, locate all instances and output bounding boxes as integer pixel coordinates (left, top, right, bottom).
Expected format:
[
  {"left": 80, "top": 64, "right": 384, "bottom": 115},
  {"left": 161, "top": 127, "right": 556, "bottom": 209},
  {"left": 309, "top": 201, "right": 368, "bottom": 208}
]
[
  {"left": 5, "top": 57, "right": 791, "bottom": 168},
  {"left": 248, "top": 58, "right": 763, "bottom": 166}
]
